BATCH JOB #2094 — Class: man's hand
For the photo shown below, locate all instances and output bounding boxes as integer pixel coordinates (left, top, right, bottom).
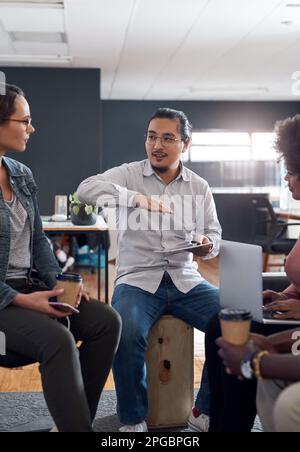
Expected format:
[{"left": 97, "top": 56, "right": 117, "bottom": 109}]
[
  {"left": 263, "top": 290, "right": 288, "bottom": 306},
  {"left": 191, "top": 235, "right": 213, "bottom": 257},
  {"left": 133, "top": 194, "right": 172, "bottom": 214},
  {"left": 264, "top": 298, "right": 300, "bottom": 320},
  {"left": 13, "top": 289, "right": 72, "bottom": 318}
]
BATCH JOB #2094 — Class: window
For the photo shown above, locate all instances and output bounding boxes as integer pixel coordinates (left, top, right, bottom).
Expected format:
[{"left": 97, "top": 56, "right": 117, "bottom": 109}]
[
  {"left": 252, "top": 133, "right": 276, "bottom": 161},
  {"left": 185, "top": 131, "right": 280, "bottom": 196},
  {"left": 189, "top": 132, "right": 276, "bottom": 162}
]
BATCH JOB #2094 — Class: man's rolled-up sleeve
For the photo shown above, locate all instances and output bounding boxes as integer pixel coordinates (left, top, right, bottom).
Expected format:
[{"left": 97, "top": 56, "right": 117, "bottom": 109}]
[
  {"left": 77, "top": 165, "right": 139, "bottom": 209},
  {"left": 197, "top": 183, "right": 222, "bottom": 260}
]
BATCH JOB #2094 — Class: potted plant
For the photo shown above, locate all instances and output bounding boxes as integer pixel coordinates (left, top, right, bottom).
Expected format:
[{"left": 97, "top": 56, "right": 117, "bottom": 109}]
[{"left": 69, "top": 192, "right": 97, "bottom": 226}]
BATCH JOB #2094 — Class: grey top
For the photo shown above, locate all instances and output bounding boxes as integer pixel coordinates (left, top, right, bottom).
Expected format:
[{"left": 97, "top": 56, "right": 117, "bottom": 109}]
[
  {"left": 5, "top": 193, "right": 31, "bottom": 280},
  {"left": 0, "top": 157, "right": 61, "bottom": 311},
  {"left": 77, "top": 159, "right": 221, "bottom": 294}
]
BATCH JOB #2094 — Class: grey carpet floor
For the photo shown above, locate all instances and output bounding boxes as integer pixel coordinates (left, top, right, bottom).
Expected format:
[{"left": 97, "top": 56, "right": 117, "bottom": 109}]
[{"left": 0, "top": 391, "right": 262, "bottom": 432}]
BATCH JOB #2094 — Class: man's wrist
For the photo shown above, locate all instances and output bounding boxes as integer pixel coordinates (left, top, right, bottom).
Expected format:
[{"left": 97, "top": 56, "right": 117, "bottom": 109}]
[
  {"left": 200, "top": 237, "right": 214, "bottom": 257},
  {"left": 129, "top": 193, "right": 141, "bottom": 208},
  {"left": 207, "top": 238, "right": 214, "bottom": 253}
]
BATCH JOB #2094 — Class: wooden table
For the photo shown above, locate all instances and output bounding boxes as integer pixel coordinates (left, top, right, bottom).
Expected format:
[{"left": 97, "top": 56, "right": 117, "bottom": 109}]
[
  {"left": 42, "top": 216, "right": 110, "bottom": 303},
  {"left": 275, "top": 209, "right": 300, "bottom": 221}
]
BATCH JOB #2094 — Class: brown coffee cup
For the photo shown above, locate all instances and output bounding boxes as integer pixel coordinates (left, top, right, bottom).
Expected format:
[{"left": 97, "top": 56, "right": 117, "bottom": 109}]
[
  {"left": 55, "top": 273, "right": 83, "bottom": 307},
  {"left": 219, "top": 309, "right": 252, "bottom": 346}
]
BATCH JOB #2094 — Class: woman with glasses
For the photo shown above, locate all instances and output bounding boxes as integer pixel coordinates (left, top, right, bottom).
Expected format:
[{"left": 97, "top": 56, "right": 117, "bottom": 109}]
[{"left": 0, "top": 84, "right": 121, "bottom": 432}]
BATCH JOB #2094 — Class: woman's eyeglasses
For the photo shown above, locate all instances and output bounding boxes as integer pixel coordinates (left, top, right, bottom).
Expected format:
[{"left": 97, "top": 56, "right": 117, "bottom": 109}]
[{"left": 2, "top": 117, "right": 32, "bottom": 128}]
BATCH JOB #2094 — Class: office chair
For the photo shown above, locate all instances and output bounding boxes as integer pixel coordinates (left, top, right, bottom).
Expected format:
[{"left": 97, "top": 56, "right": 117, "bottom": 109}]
[
  {"left": 213, "top": 193, "right": 269, "bottom": 243},
  {"left": 251, "top": 196, "right": 300, "bottom": 271},
  {"left": 213, "top": 193, "right": 300, "bottom": 271}
]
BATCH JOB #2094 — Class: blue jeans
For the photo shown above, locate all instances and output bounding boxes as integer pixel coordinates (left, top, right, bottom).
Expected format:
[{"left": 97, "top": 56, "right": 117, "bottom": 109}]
[{"left": 112, "top": 272, "right": 220, "bottom": 424}]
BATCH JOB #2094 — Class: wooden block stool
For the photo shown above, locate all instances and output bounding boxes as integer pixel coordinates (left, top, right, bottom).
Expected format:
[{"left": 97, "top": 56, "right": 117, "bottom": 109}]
[{"left": 146, "top": 315, "right": 194, "bottom": 428}]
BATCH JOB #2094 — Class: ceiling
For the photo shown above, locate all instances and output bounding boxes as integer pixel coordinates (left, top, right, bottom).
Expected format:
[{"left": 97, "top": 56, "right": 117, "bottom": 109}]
[{"left": 0, "top": 0, "right": 300, "bottom": 101}]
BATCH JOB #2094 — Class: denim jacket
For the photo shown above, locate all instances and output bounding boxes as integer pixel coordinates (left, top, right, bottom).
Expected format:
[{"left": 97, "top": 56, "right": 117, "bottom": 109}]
[{"left": 0, "top": 157, "right": 60, "bottom": 311}]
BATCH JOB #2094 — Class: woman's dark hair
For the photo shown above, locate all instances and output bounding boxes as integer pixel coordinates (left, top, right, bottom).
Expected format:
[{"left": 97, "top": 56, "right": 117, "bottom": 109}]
[
  {"left": 0, "top": 84, "right": 24, "bottom": 125},
  {"left": 147, "top": 108, "right": 192, "bottom": 144},
  {"left": 275, "top": 114, "right": 300, "bottom": 176}
]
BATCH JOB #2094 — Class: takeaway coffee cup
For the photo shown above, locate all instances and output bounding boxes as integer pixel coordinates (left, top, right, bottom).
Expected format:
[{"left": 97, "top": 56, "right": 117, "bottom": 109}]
[
  {"left": 219, "top": 309, "right": 252, "bottom": 346},
  {"left": 55, "top": 273, "right": 83, "bottom": 307}
]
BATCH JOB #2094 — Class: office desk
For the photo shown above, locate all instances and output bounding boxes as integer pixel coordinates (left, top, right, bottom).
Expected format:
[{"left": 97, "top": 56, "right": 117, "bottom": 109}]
[{"left": 42, "top": 217, "right": 110, "bottom": 304}]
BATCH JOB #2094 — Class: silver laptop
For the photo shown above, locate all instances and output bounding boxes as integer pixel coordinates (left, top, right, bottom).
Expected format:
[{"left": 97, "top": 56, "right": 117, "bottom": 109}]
[{"left": 220, "top": 240, "right": 300, "bottom": 325}]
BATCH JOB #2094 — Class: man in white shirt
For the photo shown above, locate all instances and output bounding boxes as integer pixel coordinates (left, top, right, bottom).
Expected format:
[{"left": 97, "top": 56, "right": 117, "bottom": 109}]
[{"left": 77, "top": 108, "right": 221, "bottom": 432}]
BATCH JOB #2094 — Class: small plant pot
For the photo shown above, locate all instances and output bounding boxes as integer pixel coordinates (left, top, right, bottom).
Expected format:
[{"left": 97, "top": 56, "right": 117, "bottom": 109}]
[{"left": 70, "top": 204, "right": 97, "bottom": 226}]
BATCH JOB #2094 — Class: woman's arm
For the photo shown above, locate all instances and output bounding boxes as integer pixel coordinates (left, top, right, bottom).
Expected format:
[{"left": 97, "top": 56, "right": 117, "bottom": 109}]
[
  {"left": 267, "top": 328, "right": 300, "bottom": 354},
  {"left": 0, "top": 281, "right": 19, "bottom": 311},
  {"left": 31, "top": 190, "right": 61, "bottom": 288},
  {"left": 12, "top": 288, "right": 73, "bottom": 318},
  {"left": 283, "top": 283, "right": 300, "bottom": 299},
  {"left": 259, "top": 354, "right": 300, "bottom": 381},
  {"left": 216, "top": 336, "right": 300, "bottom": 381}
]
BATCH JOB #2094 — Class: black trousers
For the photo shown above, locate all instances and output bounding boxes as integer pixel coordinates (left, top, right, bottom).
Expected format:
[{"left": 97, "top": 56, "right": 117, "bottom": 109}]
[
  {"left": 0, "top": 279, "right": 121, "bottom": 432},
  {"left": 206, "top": 313, "right": 290, "bottom": 432}
]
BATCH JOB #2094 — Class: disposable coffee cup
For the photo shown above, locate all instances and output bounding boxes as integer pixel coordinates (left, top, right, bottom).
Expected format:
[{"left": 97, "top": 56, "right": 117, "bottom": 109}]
[
  {"left": 55, "top": 273, "right": 82, "bottom": 307},
  {"left": 219, "top": 309, "right": 252, "bottom": 346}
]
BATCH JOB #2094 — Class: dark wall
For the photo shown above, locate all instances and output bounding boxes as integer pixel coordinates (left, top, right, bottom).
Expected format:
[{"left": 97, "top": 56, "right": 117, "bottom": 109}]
[
  {"left": 1, "top": 68, "right": 101, "bottom": 214},
  {"left": 2, "top": 65, "right": 300, "bottom": 211},
  {"left": 102, "top": 100, "right": 300, "bottom": 171}
]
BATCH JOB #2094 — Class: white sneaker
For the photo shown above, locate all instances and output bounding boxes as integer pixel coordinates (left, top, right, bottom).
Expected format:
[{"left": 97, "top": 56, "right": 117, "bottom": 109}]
[
  {"left": 119, "top": 421, "right": 148, "bottom": 432},
  {"left": 188, "top": 409, "right": 209, "bottom": 432}
]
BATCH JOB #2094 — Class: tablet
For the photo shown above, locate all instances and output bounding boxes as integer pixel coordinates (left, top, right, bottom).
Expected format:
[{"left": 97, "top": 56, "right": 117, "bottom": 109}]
[{"left": 154, "top": 243, "right": 211, "bottom": 254}]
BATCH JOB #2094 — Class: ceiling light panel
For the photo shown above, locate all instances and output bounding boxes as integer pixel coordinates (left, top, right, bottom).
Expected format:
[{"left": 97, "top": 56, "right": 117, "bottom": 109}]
[
  {"left": 283, "top": 1, "right": 300, "bottom": 19},
  {"left": 0, "top": 1, "right": 63, "bottom": 6},
  {"left": 0, "top": 4, "right": 65, "bottom": 32},
  {"left": 9, "top": 31, "right": 66, "bottom": 43},
  {"left": 12, "top": 44, "right": 68, "bottom": 58},
  {"left": 0, "top": 53, "right": 71, "bottom": 64}
]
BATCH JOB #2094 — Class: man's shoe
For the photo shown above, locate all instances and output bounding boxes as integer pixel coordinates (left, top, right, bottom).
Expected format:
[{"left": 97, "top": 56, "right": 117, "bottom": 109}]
[
  {"left": 187, "top": 408, "right": 209, "bottom": 432},
  {"left": 119, "top": 421, "right": 148, "bottom": 432}
]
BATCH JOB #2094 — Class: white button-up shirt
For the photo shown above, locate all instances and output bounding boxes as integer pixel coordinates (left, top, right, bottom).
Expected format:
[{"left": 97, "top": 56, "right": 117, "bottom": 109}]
[{"left": 77, "top": 159, "right": 221, "bottom": 294}]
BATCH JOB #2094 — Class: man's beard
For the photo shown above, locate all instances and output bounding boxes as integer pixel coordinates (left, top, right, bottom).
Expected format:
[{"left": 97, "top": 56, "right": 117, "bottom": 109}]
[{"left": 150, "top": 163, "right": 169, "bottom": 173}]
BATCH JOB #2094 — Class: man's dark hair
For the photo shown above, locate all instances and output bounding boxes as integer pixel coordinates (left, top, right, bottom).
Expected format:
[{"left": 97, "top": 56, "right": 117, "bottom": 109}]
[
  {"left": 274, "top": 114, "right": 300, "bottom": 176},
  {"left": 0, "top": 84, "right": 24, "bottom": 125},
  {"left": 148, "top": 108, "right": 192, "bottom": 144}
]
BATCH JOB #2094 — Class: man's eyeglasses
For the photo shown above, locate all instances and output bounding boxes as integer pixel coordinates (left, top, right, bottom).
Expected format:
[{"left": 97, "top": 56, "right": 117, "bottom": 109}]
[
  {"left": 286, "top": 171, "right": 297, "bottom": 177},
  {"left": 3, "top": 117, "right": 32, "bottom": 128},
  {"left": 145, "top": 133, "right": 182, "bottom": 147}
]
